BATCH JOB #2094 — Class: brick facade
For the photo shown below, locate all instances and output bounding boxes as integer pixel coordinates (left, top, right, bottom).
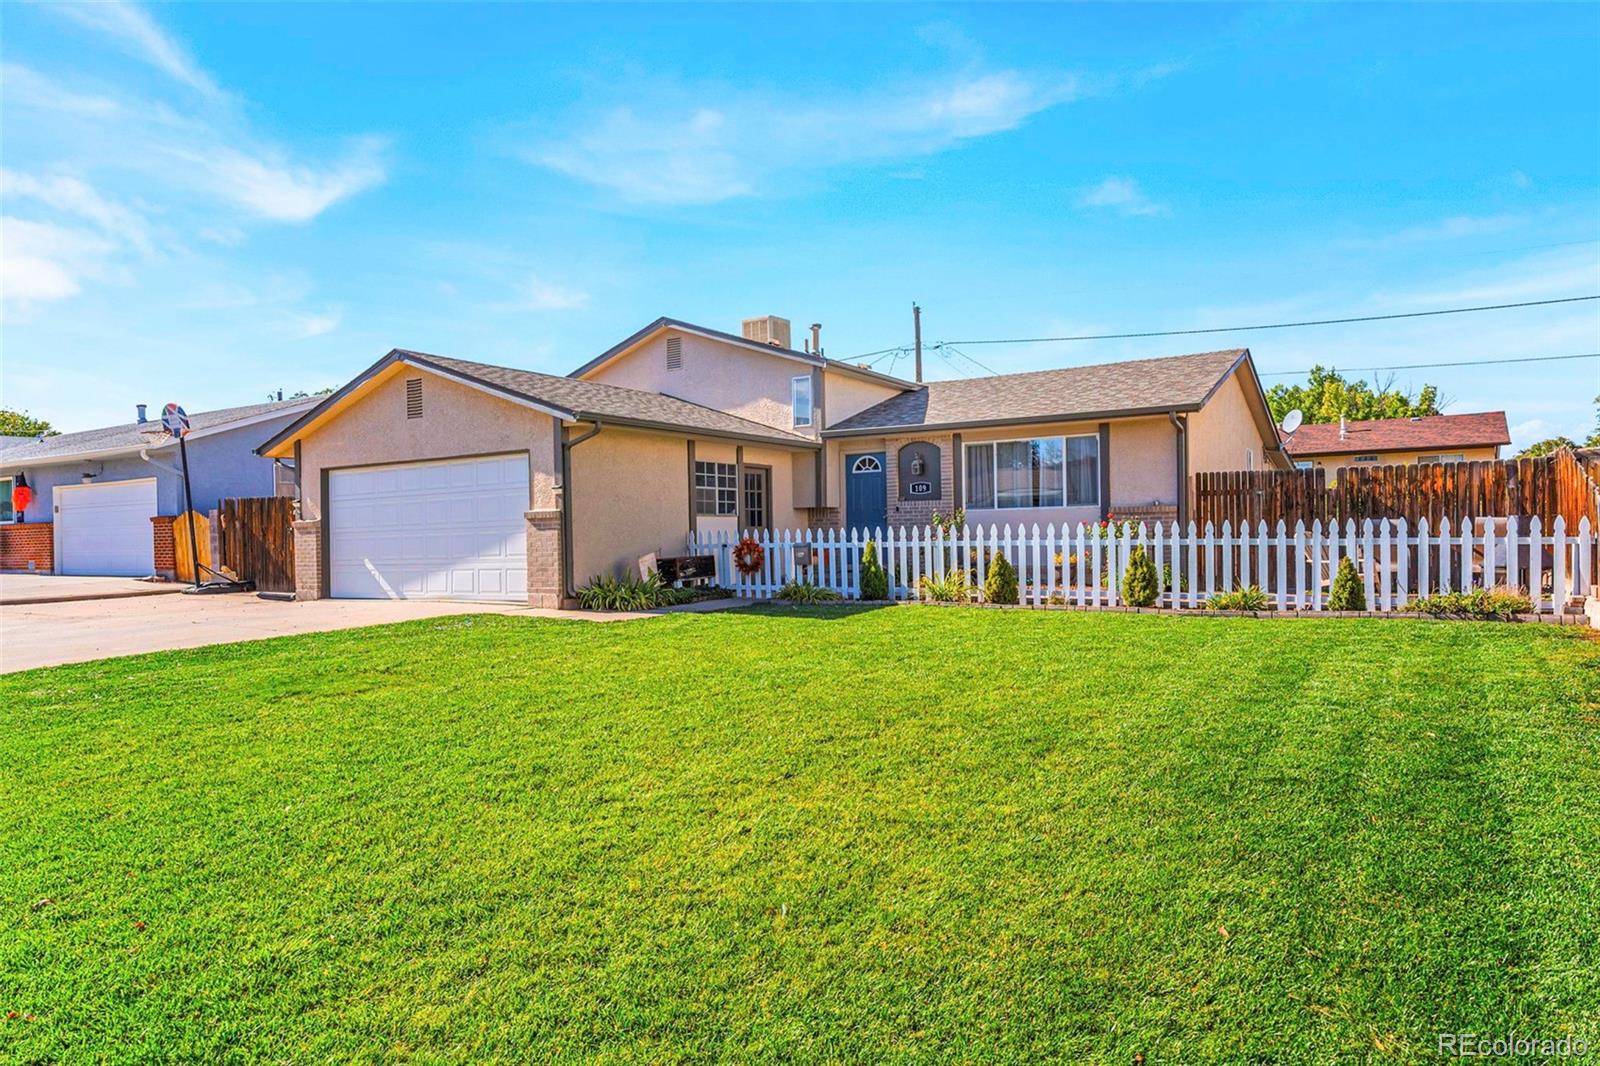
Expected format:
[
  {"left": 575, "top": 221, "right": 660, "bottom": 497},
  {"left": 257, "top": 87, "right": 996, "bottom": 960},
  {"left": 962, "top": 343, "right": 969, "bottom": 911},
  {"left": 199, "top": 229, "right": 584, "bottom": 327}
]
[
  {"left": 1112, "top": 504, "right": 1179, "bottom": 527},
  {"left": 0, "top": 523, "right": 54, "bottom": 572},
  {"left": 150, "top": 515, "right": 177, "bottom": 579},
  {"left": 525, "top": 508, "right": 564, "bottom": 608},
  {"left": 807, "top": 507, "right": 842, "bottom": 530},
  {"left": 292, "top": 519, "right": 323, "bottom": 600},
  {"left": 885, "top": 432, "right": 957, "bottom": 530}
]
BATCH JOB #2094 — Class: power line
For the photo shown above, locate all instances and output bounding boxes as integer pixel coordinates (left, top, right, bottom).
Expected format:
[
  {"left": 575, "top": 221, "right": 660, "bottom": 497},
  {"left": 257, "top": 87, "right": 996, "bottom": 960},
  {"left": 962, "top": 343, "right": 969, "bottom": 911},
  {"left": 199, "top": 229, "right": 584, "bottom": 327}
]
[
  {"left": 942, "top": 295, "right": 1600, "bottom": 346},
  {"left": 1258, "top": 351, "right": 1600, "bottom": 377},
  {"left": 937, "top": 342, "right": 1002, "bottom": 376}
]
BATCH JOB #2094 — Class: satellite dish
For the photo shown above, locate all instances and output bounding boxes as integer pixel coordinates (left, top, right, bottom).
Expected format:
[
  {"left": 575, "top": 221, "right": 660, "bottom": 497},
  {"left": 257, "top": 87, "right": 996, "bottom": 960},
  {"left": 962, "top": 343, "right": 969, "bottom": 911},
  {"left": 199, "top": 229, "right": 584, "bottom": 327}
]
[{"left": 1280, "top": 409, "right": 1303, "bottom": 436}]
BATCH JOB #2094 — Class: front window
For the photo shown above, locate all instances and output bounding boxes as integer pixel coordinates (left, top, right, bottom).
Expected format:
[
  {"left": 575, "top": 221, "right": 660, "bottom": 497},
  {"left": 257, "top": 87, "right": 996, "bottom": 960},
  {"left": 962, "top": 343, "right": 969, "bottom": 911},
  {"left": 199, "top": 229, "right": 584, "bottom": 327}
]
[
  {"left": 1417, "top": 453, "right": 1464, "bottom": 464},
  {"left": 0, "top": 477, "right": 12, "bottom": 522},
  {"left": 694, "top": 461, "right": 737, "bottom": 516},
  {"left": 791, "top": 375, "right": 814, "bottom": 427},
  {"left": 964, "top": 435, "right": 1098, "bottom": 510}
]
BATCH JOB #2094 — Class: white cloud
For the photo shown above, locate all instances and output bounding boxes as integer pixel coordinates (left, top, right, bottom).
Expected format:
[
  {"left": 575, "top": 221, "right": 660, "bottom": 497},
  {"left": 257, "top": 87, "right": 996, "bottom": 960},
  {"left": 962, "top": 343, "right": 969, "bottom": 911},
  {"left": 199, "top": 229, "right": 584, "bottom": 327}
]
[
  {"left": 1077, "top": 176, "right": 1168, "bottom": 217},
  {"left": 48, "top": 0, "right": 223, "bottom": 99},
  {"left": 1337, "top": 214, "right": 1525, "bottom": 250},
  {"left": 0, "top": 168, "right": 151, "bottom": 251},
  {"left": 184, "top": 140, "right": 389, "bottom": 223},
  {"left": 290, "top": 310, "right": 342, "bottom": 339},
  {"left": 0, "top": 63, "right": 122, "bottom": 117},
  {"left": 517, "top": 275, "right": 590, "bottom": 311},
  {"left": 0, "top": 216, "right": 116, "bottom": 314},
  {"left": 528, "top": 70, "right": 1078, "bottom": 205}
]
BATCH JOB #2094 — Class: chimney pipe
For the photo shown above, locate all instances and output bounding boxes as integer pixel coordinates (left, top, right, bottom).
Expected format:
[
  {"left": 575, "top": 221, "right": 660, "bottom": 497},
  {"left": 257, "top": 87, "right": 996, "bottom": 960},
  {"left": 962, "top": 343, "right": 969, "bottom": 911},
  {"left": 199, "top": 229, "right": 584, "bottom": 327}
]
[
  {"left": 912, "top": 303, "right": 923, "bottom": 383},
  {"left": 810, "top": 323, "right": 822, "bottom": 357},
  {"left": 1338, "top": 413, "right": 1348, "bottom": 442},
  {"left": 277, "top": 389, "right": 284, "bottom": 401},
  {"left": 136, "top": 403, "right": 148, "bottom": 423}
]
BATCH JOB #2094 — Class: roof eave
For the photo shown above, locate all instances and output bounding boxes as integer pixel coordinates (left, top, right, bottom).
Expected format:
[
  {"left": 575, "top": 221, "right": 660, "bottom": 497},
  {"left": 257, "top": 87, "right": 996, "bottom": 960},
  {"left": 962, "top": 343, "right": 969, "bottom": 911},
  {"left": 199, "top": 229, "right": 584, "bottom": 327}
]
[
  {"left": 570, "top": 412, "right": 819, "bottom": 450},
  {"left": 568, "top": 317, "right": 831, "bottom": 380},
  {"left": 821, "top": 402, "right": 1208, "bottom": 438}
]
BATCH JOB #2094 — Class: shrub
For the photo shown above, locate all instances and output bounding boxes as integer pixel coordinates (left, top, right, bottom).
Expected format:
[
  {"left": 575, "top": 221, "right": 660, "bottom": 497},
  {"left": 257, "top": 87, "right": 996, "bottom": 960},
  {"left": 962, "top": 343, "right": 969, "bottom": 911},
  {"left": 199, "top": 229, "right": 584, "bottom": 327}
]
[
  {"left": 1327, "top": 557, "right": 1365, "bottom": 611},
  {"left": 1121, "top": 546, "right": 1158, "bottom": 607},
  {"left": 920, "top": 568, "right": 972, "bottom": 603},
  {"left": 1407, "top": 587, "right": 1532, "bottom": 620},
  {"left": 776, "top": 581, "right": 843, "bottom": 605},
  {"left": 859, "top": 541, "right": 889, "bottom": 601},
  {"left": 1207, "top": 585, "right": 1270, "bottom": 611},
  {"left": 577, "top": 570, "right": 694, "bottom": 611},
  {"left": 983, "top": 553, "right": 1019, "bottom": 605}
]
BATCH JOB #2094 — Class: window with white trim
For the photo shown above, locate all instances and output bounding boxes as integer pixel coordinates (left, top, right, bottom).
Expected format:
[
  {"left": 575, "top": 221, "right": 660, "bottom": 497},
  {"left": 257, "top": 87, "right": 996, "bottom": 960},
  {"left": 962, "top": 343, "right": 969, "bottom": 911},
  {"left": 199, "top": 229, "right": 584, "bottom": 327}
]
[
  {"left": 693, "top": 461, "right": 738, "bottom": 516},
  {"left": 791, "top": 375, "right": 814, "bottom": 427},
  {"left": 1417, "top": 453, "right": 1465, "bottom": 464},
  {"left": 963, "top": 435, "right": 1098, "bottom": 510}
]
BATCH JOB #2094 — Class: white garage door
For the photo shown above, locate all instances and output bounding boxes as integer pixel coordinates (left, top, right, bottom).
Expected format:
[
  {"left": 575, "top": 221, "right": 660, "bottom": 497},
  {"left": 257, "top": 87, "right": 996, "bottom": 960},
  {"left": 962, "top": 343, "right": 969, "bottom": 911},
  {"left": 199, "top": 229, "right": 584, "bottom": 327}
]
[
  {"left": 56, "top": 478, "right": 157, "bottom": 577},
  {"left": 328, "top": 454, "right": 529, "bottom": 602}
]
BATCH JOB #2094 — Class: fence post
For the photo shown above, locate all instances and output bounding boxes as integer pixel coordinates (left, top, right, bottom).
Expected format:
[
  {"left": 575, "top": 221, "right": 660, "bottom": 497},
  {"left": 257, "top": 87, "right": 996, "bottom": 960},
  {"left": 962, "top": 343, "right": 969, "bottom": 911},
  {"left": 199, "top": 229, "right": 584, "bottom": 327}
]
[
  {"left": 1417, "top": 517, "right": 1430, "bottom": 600},
  {"left": 1553, "top": 515, "right": 1568, "bottom": 612},
  {"left": 1359, "top": 520, "right": 1375, "bottom": 612},
  {"left": 1528, "top": 516, "right": 1543, "bottom": 611}
]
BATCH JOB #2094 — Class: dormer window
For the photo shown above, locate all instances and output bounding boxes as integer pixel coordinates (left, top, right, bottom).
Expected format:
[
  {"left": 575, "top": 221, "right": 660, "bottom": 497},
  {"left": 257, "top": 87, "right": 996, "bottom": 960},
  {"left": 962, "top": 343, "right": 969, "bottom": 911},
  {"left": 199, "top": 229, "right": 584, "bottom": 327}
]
[{"left": 791, "top": 375, "right": 814, "bottom": 428}]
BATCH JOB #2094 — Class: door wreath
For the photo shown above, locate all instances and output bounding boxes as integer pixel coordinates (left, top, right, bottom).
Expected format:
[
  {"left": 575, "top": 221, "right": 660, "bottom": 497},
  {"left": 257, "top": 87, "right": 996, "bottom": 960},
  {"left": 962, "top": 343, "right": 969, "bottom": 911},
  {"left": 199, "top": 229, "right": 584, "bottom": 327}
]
[{"left": 732, "top": 536, "right": 765, "bottom": 576}]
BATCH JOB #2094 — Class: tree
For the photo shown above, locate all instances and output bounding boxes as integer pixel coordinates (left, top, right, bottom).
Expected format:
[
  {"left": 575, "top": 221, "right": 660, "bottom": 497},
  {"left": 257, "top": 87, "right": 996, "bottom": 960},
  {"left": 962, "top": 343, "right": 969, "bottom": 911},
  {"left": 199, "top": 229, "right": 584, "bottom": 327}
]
[
  {"left": 859, "top": 541, "right": 889, "bottom": 601},
  {"left": 1120, "top": 545, "right": 1158, "bottom": 607},
  {"left": 1517, "top": 437, "right": 1577, "bottom": 459},
  {"left": 983, "top": 552, "right": 1018, "bottom": 605},
  {"left": 0, "top": 408, "right": 55, "bottom": 437},
  {"left": 283, "top": 388, "right": 334, "bottom": 400},
  {"left": 1266, "top": 366, "right": 1441, "bottom": 425},
  {"left": 1327, "top": 557, "right": 1366, "bottom": 612}
]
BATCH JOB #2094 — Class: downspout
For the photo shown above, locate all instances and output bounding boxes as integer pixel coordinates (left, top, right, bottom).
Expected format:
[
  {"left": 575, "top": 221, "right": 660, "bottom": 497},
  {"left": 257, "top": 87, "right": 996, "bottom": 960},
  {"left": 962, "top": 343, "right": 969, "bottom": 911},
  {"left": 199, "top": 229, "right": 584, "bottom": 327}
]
[
  {"left": 559, "top": 419, "right": 602, "bottom": 599},
  {"left": 1168, "top": 411, "right": 1189, "bottom": 528}
]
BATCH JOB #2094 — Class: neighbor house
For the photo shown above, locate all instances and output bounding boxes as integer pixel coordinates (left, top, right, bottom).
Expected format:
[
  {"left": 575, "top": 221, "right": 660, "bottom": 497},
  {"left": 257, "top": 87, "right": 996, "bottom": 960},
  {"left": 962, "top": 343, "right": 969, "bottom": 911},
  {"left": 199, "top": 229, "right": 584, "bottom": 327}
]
[
  {"left": 1282, "top": 411, "right": 1510, "bottom": 474},
  {"left": 258, "top": 315, "right": 1288, "bottom": 607},
  {"left": 0, "top": 399, "right": 316, "bottom": 577}
]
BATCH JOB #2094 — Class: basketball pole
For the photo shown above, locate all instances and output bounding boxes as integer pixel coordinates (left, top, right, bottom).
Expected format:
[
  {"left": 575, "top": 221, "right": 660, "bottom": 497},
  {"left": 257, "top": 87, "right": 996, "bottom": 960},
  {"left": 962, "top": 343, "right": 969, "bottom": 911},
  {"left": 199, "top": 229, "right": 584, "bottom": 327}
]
[{"left": 178, "top": 433, "right": 202, "bottom": 591}]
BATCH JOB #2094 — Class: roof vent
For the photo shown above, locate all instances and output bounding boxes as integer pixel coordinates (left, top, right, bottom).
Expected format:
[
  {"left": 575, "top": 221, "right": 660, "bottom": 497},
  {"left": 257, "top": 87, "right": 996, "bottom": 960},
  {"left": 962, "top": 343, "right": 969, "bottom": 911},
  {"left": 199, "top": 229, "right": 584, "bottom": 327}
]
[
  {"left": 136, "top": 404, "right": 148, "bottom": 423},
  {"left": 666, "top": 335, "right": 683, "bottom": 371},
  {"left": 1410, "top": 416, "right": 1422, "bottom": 422},
  {"left": 405, "top": 378, "right": 423, "bottom": 419},
  {"left": 741, "top": 315, "right": 791, "bottom": 350}
]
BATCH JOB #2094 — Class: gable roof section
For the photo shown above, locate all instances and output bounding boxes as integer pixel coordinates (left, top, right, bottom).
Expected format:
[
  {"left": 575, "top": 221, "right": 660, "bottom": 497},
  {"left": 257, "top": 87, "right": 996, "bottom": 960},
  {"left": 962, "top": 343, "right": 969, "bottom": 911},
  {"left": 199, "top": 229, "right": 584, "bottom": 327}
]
[
  {"left": 824, "top": 349, "right": 1252, "bottom": 435},
  {"left": 0, "top": 398, "right": 317, "bottom": 467},
  {"left": 1282, "top": 411, "right": 1511, "bottom": 457},
  {"left": 568, "top": 316, "right": 918, "bottom": 392},
  {"left": 257, "top": 349, "right": 819, "bottom": 457}
]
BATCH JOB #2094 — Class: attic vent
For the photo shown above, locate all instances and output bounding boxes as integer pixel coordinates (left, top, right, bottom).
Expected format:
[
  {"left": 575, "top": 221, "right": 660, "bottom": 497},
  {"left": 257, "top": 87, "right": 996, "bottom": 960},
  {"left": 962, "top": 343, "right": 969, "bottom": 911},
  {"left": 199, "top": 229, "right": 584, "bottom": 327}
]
[
  {"left": 666, "top": 336, "right": 683, "bottom": 371},
  {"left": 405, "top": 378, "right": 423, "bottom": 419}
]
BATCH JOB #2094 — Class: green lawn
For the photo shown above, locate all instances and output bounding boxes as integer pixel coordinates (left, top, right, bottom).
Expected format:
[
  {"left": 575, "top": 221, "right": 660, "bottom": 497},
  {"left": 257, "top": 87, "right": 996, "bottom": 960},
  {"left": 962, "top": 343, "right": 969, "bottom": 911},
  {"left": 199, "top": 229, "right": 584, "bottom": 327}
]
[{"left": 3, "top": 608, "right": 1598, "bottom": 1063}]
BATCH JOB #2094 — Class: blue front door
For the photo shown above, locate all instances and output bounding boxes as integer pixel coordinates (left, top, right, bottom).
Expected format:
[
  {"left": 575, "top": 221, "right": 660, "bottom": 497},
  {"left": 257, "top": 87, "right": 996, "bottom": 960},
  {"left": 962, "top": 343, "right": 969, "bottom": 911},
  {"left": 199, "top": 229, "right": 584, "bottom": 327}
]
[{"left": 845, "top": 452, "right": 887, "bottom": 534}]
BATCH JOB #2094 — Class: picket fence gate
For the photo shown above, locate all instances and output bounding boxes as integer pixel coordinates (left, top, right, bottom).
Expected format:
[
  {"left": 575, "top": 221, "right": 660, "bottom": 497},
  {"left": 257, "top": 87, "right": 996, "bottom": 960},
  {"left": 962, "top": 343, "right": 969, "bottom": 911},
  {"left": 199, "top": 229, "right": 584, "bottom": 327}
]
[{"left": 687, "top": 516, "right": 1594, "bottom": 616}]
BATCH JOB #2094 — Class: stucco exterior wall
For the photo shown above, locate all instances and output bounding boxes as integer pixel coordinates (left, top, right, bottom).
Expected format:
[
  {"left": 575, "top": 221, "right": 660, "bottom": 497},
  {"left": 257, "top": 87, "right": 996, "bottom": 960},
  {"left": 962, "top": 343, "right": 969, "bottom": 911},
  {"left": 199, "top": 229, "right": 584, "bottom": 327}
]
[
  {"left": 1107, "top": 416, "right": 1178, "bottom": 509},
  {"left": 821, "top": 370, "right": 905, "bottom": 429},
  {"left": 1187, "top": 369, "right": 1271, "bottom": 474},
  {"left": 291, "top": 366, "right": 559, "bottom": 520},
  {"left": 568, "top": 426, "right": 689, "bottom": 582},
  {"left": 579, "top": 330, "right": 819, "bottom": 438},
  {"left": 1297, "top": 445, "right": 1502, "bottom": 475},
  {"left": 3, "top": 411, "right": 303, "bottom": 524}
]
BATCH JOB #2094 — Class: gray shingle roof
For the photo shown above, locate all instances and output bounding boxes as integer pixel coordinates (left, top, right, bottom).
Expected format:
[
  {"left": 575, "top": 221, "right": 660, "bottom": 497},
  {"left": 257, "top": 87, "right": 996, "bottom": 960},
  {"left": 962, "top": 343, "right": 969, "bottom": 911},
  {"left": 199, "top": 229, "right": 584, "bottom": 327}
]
[
  {"left": 0, "top": 399, "right": 312, "bottom": 466},
  {"left": 405, "top": 351, "right": 816, "bottom": 446},
  {"left": 824, "top": 349, "right": 1250, "bottom": 434}
]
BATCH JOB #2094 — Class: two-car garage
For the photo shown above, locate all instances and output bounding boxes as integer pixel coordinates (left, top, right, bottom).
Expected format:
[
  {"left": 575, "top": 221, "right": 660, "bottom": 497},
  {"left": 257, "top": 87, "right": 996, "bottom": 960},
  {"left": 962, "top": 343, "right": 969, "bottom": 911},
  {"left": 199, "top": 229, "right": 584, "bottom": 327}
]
[{"left": 325, "top": 454, "right": 529, "bottom": 602}]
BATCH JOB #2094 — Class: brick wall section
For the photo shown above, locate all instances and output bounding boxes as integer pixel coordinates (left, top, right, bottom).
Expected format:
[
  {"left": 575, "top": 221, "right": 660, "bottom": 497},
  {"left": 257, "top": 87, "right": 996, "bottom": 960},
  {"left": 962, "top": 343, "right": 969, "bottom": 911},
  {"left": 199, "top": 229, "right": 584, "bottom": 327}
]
[
  {"left": 525, "top": 508, "right": 564, "bottom": 608},
  {"left": 885, "top": 432, "right": 956, "bottom": 531},
  {"left": 0, "top": 523, "right": 53, "bottom": 572},
  {"left": 292, "top": 519, "right": 322, "bottom": 600},
  {"left": 150, "top": 515, "right": 176, "bottom": 579},
  {"left": 1113, "top": 504, "right": 1179, "bottom": 527},
  {"left": 807, "top": 507, "right": 842, "bottom": 530}
]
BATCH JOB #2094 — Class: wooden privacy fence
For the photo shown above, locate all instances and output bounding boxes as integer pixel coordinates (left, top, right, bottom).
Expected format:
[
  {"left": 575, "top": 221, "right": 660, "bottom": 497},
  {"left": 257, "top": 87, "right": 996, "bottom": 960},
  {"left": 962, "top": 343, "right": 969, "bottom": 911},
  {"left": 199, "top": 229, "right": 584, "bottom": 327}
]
[
  {"left": 688, "top": 517, "right": 1594, "bottom": 615},
  {"left": 218, "top": 496, "right": 296, "bottom": 593},
  {"left": 1193, "top": 450, "right": 1599, "bottom": 529}
]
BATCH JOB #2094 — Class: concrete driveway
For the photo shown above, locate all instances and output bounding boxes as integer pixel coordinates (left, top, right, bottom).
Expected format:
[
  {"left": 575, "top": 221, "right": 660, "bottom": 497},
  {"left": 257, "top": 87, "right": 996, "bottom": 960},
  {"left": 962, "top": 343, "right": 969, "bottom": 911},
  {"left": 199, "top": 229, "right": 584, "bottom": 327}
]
[
  {"left": 0, "top": 573, "right": 185, "bottom": 605},
  {"left": 1, "top": 595, "right": 568, "bottom": 673}
]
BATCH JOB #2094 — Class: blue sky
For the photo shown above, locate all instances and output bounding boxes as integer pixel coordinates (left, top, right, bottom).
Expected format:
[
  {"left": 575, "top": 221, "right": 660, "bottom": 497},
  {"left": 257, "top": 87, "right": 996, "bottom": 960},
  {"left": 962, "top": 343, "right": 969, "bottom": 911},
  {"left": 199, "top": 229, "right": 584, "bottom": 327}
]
[{"left": 3, "top": 2, "right": 1597, "bottom": 449}]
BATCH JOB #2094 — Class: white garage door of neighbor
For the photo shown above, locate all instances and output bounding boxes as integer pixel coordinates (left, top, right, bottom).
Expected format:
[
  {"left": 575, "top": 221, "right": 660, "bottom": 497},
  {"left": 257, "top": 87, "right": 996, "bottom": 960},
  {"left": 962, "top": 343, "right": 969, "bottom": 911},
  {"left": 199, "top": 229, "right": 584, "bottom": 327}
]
[
  {"left": 56, "top": 478, "right": 158, "bottom": 577},
  {"left": 328, "top": 454, "right": 530, "bottom": 602}
]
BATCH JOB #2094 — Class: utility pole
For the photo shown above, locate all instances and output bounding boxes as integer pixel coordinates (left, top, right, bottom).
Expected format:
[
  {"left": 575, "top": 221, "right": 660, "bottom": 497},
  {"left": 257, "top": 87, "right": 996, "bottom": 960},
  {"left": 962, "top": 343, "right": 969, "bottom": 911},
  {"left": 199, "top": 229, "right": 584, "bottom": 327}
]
[{"left": 912, "top": 302, "right": 923, "bottom": 383}]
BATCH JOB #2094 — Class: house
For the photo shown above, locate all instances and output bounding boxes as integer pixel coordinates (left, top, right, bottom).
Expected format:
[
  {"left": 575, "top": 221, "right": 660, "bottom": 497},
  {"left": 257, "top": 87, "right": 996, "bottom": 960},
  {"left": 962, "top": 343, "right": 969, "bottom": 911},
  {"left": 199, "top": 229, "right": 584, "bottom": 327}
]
[
  {"left": 1281, "top": 411, "right": 1510, "bottom": 473},
  {"left": 257, "top": 315, "right": 1288, "bottom": 607},
  {"left": 0, "top": 399, "right": 316, "bottom": 577}
]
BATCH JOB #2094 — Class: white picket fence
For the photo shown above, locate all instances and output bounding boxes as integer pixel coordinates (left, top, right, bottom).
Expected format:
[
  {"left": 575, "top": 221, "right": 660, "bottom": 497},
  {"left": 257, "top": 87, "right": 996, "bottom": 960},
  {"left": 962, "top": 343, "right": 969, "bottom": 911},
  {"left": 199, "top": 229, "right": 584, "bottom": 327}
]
[{"left": 687, "top": 516, "right": 1594, "bottom": 615}]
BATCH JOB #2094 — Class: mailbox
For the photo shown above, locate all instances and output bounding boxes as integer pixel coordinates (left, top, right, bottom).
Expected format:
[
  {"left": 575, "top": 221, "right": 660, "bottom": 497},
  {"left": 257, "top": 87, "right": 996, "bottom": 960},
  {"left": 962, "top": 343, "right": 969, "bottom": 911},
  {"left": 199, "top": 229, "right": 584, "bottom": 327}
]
[{"left": 793, "top": 544, "right": 814, "bottom": 568}]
